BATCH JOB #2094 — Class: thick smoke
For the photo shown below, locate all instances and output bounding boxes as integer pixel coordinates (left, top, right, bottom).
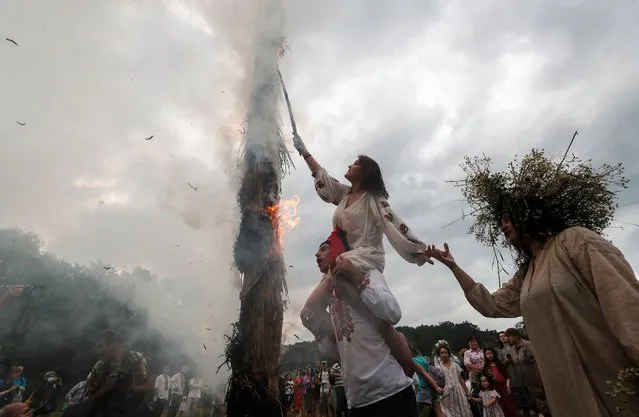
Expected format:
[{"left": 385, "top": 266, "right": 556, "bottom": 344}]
[{"left": 0, "top": 0, "right": 298, "bottom": 397}]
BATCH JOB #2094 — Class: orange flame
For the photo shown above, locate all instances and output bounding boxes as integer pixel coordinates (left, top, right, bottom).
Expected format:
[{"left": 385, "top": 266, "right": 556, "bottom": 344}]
[{"left": 264, "top": 195, "right": 300, "bottom": 248}]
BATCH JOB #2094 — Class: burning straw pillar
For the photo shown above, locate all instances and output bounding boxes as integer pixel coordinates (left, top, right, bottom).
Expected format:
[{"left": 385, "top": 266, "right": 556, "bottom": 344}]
[{"left": 225, "top": 0, "right": 290, "bottom": 416}]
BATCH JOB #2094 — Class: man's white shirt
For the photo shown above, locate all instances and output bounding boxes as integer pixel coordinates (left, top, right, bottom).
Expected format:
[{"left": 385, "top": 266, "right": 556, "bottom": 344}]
[
  {"left": 169, "top": 373, "right": 185, "bottom": 396},
  {"left": 318, "top": 269, "right": 413, "bottom": 409},
  {"left": 188, "top": 378, "right": 203, "bottom": 398},
  {"left": 154, "top": 374, "right": 170, "bottom": 400},
  {"left": 318, "top": 368, "right": 330, "bottom": 394}
]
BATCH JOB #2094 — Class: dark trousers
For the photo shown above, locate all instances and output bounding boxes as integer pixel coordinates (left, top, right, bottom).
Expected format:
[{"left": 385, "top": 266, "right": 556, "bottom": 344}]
[
  {"left": 418, "top": 402, "right": 433, "bottom": 417},
  {"left": 166, "top": 394, "right": 182, "bottom": 417},
  {"left": 470, "top": 382, "right": 482, "bottom": 417},
  {"left": 349, "top": 386, "right": 418, "bottom": 417},
  {"left": 334, "top": 386, "right": 348, "bottom": 417},
  {"left": 152, "top": 399, "right": 168, "bottom": 417}
]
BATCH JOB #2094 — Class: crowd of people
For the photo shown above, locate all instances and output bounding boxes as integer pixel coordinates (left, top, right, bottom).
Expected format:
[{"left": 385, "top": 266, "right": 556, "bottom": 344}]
[
  {"left": 293, "top": 133, "right": 639, "bottom": 417},
  {"left": 281, "top": 331, "right": 549, "bottom": 417},
  {"left": 280, "top": 361, "right": 346, "bottom": 417},
  {"left": 0, "top": 329, "right": 224, "bottom": 417},
  {"left": 0, "top": 105, "right": 637, "bottom": 417},
  {"left": 0, "top": 365, "right": 63, "bottom": 417}
]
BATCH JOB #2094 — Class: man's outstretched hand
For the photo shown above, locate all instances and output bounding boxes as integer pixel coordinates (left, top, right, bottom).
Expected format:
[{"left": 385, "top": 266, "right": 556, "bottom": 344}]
[
  {"left": 416, "top": 251, "right": 434, "bottom": 265},
  {"left": 425, "top": 243, "right": 457, "bottom": 269}
]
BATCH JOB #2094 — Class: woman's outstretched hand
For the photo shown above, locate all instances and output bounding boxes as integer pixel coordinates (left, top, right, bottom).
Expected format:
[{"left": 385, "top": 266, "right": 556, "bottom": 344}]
[
  {"left": 416, "top": 251, "right": 434, "bottom": 265},
  {"left": 292, "top": 133, "right": 309, "bottom": 157},
  {"left": 426, "top": 243, "right": 457, "bottom": 269}
]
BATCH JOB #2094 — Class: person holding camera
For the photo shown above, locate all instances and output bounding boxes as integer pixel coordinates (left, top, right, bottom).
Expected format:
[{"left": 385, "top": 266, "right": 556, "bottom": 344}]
[
  {"left": 25, "top": 371, "right": 62, "bottom": 416},
  {"left": 82, "top": 329, "right": 152, "bottom": 417}
]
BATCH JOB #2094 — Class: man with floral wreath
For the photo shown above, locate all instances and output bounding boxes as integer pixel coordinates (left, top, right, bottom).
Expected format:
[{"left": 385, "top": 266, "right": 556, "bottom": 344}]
[{"left": 424, "top": 149, "right": 639, "bottom": 417}]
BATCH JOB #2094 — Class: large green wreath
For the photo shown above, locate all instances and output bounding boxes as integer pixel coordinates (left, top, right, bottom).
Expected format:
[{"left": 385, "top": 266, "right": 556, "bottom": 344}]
[{"left": 451, "top": 147, "right": 628, "bottom": 276}]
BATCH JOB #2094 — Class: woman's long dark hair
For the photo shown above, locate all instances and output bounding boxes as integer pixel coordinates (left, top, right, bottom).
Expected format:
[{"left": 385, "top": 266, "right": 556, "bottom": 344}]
[
  {"left": 437, "top": 345, "right": 451, "bottom": 357},
  {"left": 482, "top": 347, "right": 508, "bottom": 378},
  {"left": 478, "top": 372, "right": 496, "bottom": 390},
  {"left": 500, "top": 197, "right": 568, "bottom": 274},
  {"left": 357, "top": 155, "right": 389, "bottom": 199},
  {"left": 498, "top": 332, "right": 506, "bottom": 349}
]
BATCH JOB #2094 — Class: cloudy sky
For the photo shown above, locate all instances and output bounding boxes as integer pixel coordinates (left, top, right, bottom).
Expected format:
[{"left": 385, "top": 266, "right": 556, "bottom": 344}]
[{"left": 1, "top": 0, "right": 638, "bottom": 354}]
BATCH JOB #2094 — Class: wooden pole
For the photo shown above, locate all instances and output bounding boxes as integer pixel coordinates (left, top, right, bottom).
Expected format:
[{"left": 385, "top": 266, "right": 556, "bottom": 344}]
[{"left": 225, "top": 0, "right": 288, "bottom": 415}]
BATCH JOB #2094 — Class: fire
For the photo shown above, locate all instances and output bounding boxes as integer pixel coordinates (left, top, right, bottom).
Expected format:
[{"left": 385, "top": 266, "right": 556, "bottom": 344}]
[
  {"left": 279, "top": 195, "right": 301, "bottom": 231},
  {"left": 264, "top": 195, "right": 300, "bottom": 247}
]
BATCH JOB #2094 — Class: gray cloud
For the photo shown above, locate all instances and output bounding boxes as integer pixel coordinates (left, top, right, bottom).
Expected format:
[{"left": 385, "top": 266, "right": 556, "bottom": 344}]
[{"left": 1, "top": 0, "right": 638, "bottom": 366}]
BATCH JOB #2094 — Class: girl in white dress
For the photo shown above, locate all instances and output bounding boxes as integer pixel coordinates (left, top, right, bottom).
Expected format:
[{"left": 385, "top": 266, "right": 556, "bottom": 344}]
[
  {"left": 437, "top": 346, "right": 473, "bottom": 417},
  {"left": 475, "top": 374, "right": 505, "bottom": 417}
]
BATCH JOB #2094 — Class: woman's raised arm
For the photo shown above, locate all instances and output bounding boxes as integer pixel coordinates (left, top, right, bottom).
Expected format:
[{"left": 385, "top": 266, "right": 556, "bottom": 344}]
[
  {"left": 293, "top": 134, "right": 321, "bottom": 174},
  {"left": 294, "top": 134, "right": 350, "bottom": 205}
]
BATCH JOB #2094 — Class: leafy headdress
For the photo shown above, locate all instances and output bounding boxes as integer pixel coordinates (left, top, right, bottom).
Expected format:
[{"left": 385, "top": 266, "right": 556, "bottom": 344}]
[{"left": 451, "top": 146, "right": 628, "bottom": 281}]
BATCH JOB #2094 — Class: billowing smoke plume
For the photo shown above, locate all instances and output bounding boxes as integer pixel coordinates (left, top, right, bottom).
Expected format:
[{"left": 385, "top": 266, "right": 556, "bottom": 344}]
[{"left": 0, "top": 0, "right": 299, "bottom": 398}]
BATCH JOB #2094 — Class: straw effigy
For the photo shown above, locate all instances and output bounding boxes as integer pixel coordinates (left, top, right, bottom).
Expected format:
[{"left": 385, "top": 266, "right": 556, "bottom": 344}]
[{"left": 224, "top": 0, "right": 292, "bottom": 415}]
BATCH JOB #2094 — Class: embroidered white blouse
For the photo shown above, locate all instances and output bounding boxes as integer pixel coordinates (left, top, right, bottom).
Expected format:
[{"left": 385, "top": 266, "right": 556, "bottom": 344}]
[{"left": 312, "top": 167, "right": 427, "bottom": 272}]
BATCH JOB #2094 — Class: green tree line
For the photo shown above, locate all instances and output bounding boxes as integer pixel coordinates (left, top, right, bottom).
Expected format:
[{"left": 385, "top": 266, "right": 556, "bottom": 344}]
[
  {"left": 280, "top": 321, "right": 503, "bottom": 371},
  {"left": 0, "top": 228, "right": 189, "bottom": 389}
]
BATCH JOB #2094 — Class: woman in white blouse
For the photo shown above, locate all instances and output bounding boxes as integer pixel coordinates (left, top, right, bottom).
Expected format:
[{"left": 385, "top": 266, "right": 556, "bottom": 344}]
[
  {"left": 293, "top": 134, "right": 431, "bottom": 273},
  {"left": 294, "top": 133, "right": 431, "bottom": 376}
]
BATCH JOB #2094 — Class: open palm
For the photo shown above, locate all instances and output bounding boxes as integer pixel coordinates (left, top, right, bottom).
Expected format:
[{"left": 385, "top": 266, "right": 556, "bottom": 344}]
[{"left": 426, "top": 243, "right": 456, "bottom": 268}]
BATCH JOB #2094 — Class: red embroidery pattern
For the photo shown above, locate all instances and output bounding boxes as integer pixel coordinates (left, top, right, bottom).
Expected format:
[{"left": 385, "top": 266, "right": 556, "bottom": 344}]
[
  {"left": 399, "top": 224, "right": 409, "bottom": 234},
  {"left": 316, "top": 180, "right": 325, "bottom": 189},
  {"left": 380, "top": 200, "right": 389, "bottom": 208},
  {"left": 330, "top": 289, "right": 354, "bottom": 343},
  {"left": 384, "top": 212, "right": 394, "bottom": 222},
  {"left": 357, "top": 275, "right": 371, "bottom": 292}
]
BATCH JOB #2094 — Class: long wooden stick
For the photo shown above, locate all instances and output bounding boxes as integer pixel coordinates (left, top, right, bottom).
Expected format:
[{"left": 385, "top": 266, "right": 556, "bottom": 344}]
[
  {"left": 555, "top": 130, "right": 578, "bottom": 175},
  {"left": 277, "top": 66, "right": 297, "bottom": 135}
]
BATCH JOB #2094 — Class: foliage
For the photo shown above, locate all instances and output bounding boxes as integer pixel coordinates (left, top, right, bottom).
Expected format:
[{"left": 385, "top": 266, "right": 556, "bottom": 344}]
[
  {"left": 399, "top": 321, "right": 500, "bottom": 357},
  {"left": 280, "top": 341, "right": 325, "bottom": 372},
  {"left": 606, "top": 367, "right": 639, "bottom": 410},
  {"left": 514, "top": 320, "right": 528, "bottom": 339},
  {"left": 279, "top": 321, "right": 501, "bottom": 371},
  {"left": 451, "top": 148, "right": 628, "bottom": 275},
  {"left": 0, "top": 228, "right": 189, "bottom": 389}
]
